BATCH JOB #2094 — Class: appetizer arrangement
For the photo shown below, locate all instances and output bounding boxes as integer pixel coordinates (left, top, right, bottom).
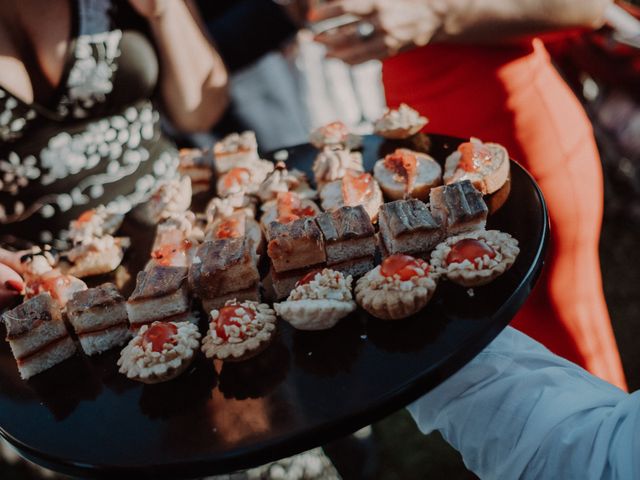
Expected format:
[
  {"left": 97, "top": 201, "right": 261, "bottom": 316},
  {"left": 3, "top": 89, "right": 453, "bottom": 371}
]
[{"left": 1, "top": 108, "right": 519, "bottom": 384}]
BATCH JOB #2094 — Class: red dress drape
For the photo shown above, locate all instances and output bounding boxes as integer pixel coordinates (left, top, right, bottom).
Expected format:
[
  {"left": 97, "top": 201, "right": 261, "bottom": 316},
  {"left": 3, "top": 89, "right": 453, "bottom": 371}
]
[{"left": 383, "top": 39, "right": 627, "bottom": 390}]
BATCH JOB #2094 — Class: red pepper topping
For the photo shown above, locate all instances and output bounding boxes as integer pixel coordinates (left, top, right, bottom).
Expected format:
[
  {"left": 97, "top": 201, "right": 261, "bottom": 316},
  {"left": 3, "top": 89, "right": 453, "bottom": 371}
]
[
  {"left": 457, "top": 142, "right": 493, "bottom": 172},
  {"left": 222, "top": 167, "right": 251, "bottom": 189},
  {"left": 380, "top": 254, "right": 426, "bottom": 281},
  {"left": 215, "top": 303, "right": 256, "bottom": 341},
  {"left": 142, "top": 322, "right": 178, "bottom": 352},
  {"left": 342, "top": 171, "right": 373, "bottom": 205},
  {"left": 151, "top": 239, "right": 192, "bottom": 266},
  {"left": 215, "top": 217, "right": 242, "bottom": 239},
  {"left": 77, "top": 209, "right": 96, "bottom": 223},
  {"left": 446, "top": 238, "right": 496, "bottom": 265},
  {"left": 296, "top": 269, "right": 322, "bottom": 287},
  {"left": 324, "top": 121, "right": 348, "bottom": 139},
  {"left": 384, "top": 149, "right": 417, "bottom": 192},
  {"left": 276, "top": 192, "right": 316, "bottom": 224}
]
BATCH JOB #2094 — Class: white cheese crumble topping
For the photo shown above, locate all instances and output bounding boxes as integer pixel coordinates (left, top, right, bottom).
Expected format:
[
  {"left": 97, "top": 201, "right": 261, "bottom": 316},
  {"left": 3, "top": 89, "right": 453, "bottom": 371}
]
[
  {"left": 117, "top": 322, "right": 201, "bottom": 381},
  {"left": 202, "top": 301, "right": 276, "bottom": 360},
  {"left": 288, "top": 269, "right": 353, "bottom": 302}
]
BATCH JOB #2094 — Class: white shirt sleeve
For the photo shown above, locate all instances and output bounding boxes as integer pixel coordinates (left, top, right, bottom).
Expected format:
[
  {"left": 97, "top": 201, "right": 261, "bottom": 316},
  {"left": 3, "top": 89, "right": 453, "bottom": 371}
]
[{"left": 407, "top": 326, "right": 640, "bottom": 480}]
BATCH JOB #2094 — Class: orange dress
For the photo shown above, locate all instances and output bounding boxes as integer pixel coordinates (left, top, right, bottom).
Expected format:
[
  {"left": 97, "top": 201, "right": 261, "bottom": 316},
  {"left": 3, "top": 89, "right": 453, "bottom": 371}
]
[{"left": 383, "top": 39, "right": 627, "bottom": 390}]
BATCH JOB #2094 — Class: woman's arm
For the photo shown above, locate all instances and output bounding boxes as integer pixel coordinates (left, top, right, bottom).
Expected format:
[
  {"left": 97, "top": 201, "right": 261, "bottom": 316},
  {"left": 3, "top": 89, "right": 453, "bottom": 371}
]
[
  {"left": 433, "top": 0, "right": 611, "bottom": 43},
  {"left": 131, "top": 0, "right": 229, "bottom": 132},
  {"left": 313, "top": 0, "right": 613, "bottom": 64},
  {"left": 409, "top": 327, "right": 639, "bottom": 479}
]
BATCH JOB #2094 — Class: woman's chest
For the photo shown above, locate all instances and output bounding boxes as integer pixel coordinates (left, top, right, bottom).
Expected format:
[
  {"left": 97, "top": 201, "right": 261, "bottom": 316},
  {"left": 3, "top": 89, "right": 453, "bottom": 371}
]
[{"left": 0, "top": 0, "right": 72, "bottom": 105}]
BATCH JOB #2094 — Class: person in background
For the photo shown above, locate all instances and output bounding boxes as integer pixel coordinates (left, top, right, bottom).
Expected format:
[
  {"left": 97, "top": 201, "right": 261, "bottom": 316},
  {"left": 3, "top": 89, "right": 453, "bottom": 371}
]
[
  {"left": 0, "top": 0, "right": 227, "bottom": 244},
  {"left": 313, "top": 0, "right": 628, "bottom": 390},
  {"left": 0, "top": 0, "right": 227, "bottom": 304}
]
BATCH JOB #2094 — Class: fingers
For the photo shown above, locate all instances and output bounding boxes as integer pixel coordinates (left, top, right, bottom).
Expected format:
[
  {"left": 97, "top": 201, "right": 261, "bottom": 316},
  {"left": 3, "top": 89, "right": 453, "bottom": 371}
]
[
  {"left": 0, "top": 264, "right": 24, "bottom": 309},
  {"left": 0, "top": 248, "right": 25, "bottom": 273},
  {"left": 309, "top": 0, "right": 375, "bottom": 22},
  {"left": 325, "top": 34, "right": 390, "bottom": 65},
  {"left": 314, "top": 16, "right": 382, "bottom": 49}
]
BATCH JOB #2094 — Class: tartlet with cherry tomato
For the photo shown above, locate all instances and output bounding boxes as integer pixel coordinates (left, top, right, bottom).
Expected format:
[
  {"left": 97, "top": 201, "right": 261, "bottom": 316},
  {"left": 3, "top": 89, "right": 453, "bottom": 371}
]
[
  {"left": 117, "top": 321, "right": 201, "bottom": 384},
  {"left": 355, "top": 254, "right": 439, "bottom": 320},
  {"left": 430, "top": 230, "right": 519, "bottom": 287},
  {"left": 201, "top": 300, "right": 277, "bottom": 361}
]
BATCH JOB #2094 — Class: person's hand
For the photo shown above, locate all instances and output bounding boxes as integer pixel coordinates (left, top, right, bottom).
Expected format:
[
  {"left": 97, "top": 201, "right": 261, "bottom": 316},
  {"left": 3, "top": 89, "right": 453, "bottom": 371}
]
[
  {"left": 312, "top": 0, "right": 443, "bottom": 65},
  {"left": 0, "top": 262, "right": 24, "bottom": 310},
  {"left": 128, "top": 0, "right": 169, "bottom": 19}
]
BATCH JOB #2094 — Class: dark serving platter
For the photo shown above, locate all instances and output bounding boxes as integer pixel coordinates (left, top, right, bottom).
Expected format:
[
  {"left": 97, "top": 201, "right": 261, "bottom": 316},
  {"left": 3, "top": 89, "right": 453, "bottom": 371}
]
[{"left": 0, "top": 134, "right": 548, "bottom": 479}]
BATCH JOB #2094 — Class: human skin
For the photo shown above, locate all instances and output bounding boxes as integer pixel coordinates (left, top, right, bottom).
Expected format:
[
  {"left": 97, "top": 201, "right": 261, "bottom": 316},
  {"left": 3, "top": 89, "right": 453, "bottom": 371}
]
[{"left": 312, "top": 0, "right": 612, "bottom": 64}]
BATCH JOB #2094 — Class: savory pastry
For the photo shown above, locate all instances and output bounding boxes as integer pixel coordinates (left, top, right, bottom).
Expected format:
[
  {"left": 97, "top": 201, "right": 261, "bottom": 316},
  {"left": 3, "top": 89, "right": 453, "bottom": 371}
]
[
  {"left": 260, "top": 191, "right": 321, "bottom": 230},
  {"left": 374, "top": 103, "right": 428, "bottom": 139},
  {"left": 118, "top": 321, "right": 201, "bottom": 384},
  {"left": 378, "top": 199, "right": 443, "bottom": 258},
  {"left": 188, "top": 238, "right": 261, "bottom": 311},
  {"left": 65, "top": 235, "right": 130, "bottom": 277},
  {"left": 355, "top": 254, "right": 438, "bottom": 320},
  {"left": 140, "top": 177, "right": 192, "bottom": 224},
  {"left": 178, "top": 147, "right": 215, "bottom": 194},
  {"left": 205, "top": 192, "right": 257, "bottom": 224},
  {"left": 320, "top": 170, "right": 384, "bottom": 222},
  {"left": 213, "top": 131, "right": 260, "bottom": 173},
  {"left": 275, "top": 269, "right": 356, "bottom": 330},
  {"left": 3, "top": 293, "right": 77, "bottom": 379},
  {"left": 429, "top": 180, "right": 488, "bottom": 236},
  {"left": 309, "top": 121, "right": 361, "bottom": 150},
  {"left": 66, "top": 283, "right": 131, "bottom": 356},
  {"left": 206, "top": 212, "right": 263, "bottom": 255},
  {"left": 373, "top": 148, "right": 442, "bottom": 201},
  {"left": 312, "top": 146, "right": 364, "bottom": 189},
  {"left": 23, "top": 266, "right": 88, "bottom": 308},
  {"left": 67, "top": 205, "right": 124, "bottom": 244},
  {"left": 216, "top": 161, "right": 274, "bottom": 197},
  {"left": 443, "top": 138, "right": 510, "bottom": 195},
  {"left": 148, "top": 239, "right": 198, "bottom": 269},
  {"left": 201, "top": 300, "right": 277, "bottom": 361},
  {"left": 257, "top": 161, "right": 316, "bottom": 203},
  {"left": 266, "top": 217, "right": 326, "bottom": 273},
  {"left": 151, "top": 211, "right": 203, "bottom": 257},
  {"left": 430, "top": 230, "right": 520, "bottom": 287},
  {"left": 126, "top": 266, "right": 191, "bottom": 329},
  {"left": 315, "top": 205, "right": 377, "bottom": 278}
]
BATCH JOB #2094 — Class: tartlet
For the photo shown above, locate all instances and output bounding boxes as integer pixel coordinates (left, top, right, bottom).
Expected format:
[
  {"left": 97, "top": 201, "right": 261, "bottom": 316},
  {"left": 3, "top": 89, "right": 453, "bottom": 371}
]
[
  {"left": 430, "top": 230, "right": 519, "bottom": 287},
  {"left": 355, "top": 254, "right": 438, "bottom": 320},
  {"left": 117, "top": 321, "right": 201, "bottom": 384},
  {"left": 202, "top": 300, "right": 277, "bottom": 361},
  {"left": 374, "top": 103, "right": 428, "bottom": 139},
  {"left": 275, "top": 269, "right": 356, "bottom": 330}
]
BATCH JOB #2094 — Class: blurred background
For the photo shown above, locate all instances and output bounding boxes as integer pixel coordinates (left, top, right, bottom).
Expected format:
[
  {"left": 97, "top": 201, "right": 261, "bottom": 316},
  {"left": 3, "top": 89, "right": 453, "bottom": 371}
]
[{"left": 2, "top": 0, "right": 640, "bottom": 478}]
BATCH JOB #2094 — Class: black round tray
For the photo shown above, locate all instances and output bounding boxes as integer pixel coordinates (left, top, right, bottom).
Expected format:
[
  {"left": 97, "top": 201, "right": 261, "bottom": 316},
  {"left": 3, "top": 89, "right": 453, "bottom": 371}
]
[{"left": 0, "top": 134, "right": 548, "bottom": 479}]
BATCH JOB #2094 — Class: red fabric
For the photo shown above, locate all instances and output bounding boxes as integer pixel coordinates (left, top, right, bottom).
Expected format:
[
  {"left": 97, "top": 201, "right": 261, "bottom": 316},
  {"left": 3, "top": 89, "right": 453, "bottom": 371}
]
[{"left": 383, "top": 40, "right": 627, "bottom": 390}]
